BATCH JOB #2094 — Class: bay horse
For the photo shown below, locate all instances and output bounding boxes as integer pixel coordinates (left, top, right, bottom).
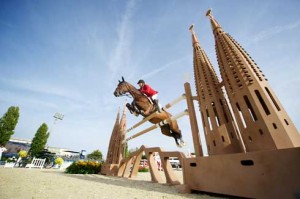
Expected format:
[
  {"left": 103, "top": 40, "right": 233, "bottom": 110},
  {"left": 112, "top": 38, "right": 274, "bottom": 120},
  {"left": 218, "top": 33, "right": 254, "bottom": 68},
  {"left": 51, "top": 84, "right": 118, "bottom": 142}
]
[{"left": 113, "top": 77, "right": 185, "bottom": 147}]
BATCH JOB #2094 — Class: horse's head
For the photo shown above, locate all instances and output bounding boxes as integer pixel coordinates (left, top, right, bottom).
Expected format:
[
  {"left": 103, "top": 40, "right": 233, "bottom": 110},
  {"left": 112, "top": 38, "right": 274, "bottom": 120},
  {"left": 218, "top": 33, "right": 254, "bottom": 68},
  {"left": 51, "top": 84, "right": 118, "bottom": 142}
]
[{"left": 114, "top": 77, "right": 130, "bottom": 97}]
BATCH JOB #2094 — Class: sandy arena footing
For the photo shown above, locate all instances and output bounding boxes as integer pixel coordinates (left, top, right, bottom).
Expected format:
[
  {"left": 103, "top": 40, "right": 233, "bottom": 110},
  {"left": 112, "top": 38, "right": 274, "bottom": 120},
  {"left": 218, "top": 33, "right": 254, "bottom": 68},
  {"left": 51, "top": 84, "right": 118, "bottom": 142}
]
[{"left": 0, "top": 168, "right": 224, "bottom": 199}]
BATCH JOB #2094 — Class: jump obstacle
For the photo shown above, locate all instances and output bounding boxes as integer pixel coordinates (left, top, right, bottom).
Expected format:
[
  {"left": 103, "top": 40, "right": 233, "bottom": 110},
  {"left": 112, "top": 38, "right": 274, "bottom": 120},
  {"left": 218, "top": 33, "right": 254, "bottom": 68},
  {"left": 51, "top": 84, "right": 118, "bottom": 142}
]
[
  {"left": 105, "top": 83, "right": 300, "bottom": 199},
  {"left": 103, "top": 9, "right": 300, "bottom": 199},
  {"left": 105, "top": 82, "right": 300, "bottom": 198},
  {"left": 117, "top": 145, "right": 187, "bottom": 185}
]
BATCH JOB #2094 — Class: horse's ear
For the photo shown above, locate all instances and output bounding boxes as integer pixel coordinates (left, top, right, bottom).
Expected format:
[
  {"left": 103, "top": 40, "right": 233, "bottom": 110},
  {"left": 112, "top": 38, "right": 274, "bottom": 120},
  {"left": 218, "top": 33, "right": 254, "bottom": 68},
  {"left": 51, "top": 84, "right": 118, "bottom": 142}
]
[
  {"left": 122, "top": 76, "right": 125, "bottom": 82},
  {"left": 118, "top": 80, "right": 121, "bottom": 83}
]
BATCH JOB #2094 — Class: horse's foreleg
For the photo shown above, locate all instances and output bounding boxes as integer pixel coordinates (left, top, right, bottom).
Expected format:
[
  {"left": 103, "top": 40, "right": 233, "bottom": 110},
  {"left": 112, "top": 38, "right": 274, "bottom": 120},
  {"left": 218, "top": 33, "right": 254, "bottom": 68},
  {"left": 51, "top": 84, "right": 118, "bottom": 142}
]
[
  {"left": 131, "top": 102, "right": 145, "bottom": 116},
  {"left": 126, "top": 103, "right": 133, "bottom": 113},
  {"left": 126, "top": 103, "right": 139, "bottom": 116}
]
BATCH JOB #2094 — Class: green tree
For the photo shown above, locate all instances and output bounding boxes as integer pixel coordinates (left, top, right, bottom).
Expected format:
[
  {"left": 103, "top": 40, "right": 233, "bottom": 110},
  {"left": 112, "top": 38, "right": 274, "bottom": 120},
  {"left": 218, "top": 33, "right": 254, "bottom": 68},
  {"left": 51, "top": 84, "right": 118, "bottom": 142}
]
[
  {"left": 29, "top": 123, "right": 49, "bottom": 157},
  {"left": 124, "top": 143, "right": 129, "bottom": 158},
  {"left": 0, "top": 106, "right": 20, "bottom": 146},
  {"left": 87, "top": 150, "right": 103, "bottom": 161}
]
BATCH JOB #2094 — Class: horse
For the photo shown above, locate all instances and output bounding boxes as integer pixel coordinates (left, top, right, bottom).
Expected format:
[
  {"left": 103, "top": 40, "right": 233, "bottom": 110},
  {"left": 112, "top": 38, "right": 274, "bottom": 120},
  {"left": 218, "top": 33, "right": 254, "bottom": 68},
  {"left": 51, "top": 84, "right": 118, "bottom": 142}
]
[{"left": 113, "top": 77, "right": 185, "bottom": 148}]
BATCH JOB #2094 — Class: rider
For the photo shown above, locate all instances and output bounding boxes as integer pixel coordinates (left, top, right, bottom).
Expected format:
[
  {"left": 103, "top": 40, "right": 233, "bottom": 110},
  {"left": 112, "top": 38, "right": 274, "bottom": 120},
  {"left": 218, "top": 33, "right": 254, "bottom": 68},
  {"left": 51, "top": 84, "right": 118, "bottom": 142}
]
[{"left": 137, "top": 79, "right": 161, "bottom": 113}]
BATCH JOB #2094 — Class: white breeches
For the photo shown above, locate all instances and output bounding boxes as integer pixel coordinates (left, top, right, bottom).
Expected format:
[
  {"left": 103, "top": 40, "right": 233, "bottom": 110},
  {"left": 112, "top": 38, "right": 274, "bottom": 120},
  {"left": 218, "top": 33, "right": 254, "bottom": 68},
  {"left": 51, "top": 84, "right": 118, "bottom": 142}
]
[{"left": 151, "top": 94, "right": 158, "bottom": 100}]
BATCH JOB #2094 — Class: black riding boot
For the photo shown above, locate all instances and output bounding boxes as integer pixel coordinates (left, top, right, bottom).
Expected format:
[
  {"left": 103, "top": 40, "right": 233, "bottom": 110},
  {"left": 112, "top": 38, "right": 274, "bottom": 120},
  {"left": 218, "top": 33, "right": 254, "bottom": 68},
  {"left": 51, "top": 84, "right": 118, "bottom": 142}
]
[{"left": 154, "top": 99, "right": 161, "bottom": 113}]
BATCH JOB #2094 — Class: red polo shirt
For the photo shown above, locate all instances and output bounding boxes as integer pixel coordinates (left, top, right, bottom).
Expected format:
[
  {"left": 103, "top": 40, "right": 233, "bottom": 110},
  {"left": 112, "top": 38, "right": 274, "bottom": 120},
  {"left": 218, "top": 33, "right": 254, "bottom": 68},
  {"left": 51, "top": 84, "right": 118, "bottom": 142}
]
[{"left": 140, "top": 84, "right": 158, "bottom": 97}]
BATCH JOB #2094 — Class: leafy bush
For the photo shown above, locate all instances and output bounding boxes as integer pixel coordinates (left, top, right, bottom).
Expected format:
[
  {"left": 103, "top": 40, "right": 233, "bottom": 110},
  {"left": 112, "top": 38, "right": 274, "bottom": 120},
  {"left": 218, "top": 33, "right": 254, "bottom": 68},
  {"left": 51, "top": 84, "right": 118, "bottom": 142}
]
[
  {"left": 55, "top": 157, "right": 64, "bottom": 165},
  {"left": 65, "top": 160, "right": 101, "bottom": 174},
  {"left": 138, "top": 166, "right": 149, "bottom": 172},
  {"left": 18, "top": 150, "right": 27, "bottom": 158},
  {"left": 87, "top": 150, "right": 103, "bottom": 161},
  {"left": 6, "top": 157, "right": 17, "bottom": 163}
]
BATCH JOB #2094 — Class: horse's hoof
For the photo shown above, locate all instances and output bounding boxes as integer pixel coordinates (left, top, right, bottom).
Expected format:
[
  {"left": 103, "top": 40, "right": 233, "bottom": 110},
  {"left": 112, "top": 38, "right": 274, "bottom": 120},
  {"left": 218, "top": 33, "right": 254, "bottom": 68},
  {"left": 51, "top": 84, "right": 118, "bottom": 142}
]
[
  {"left": 180, "top": 139, "right": 186, "bottom": 146},
  {"left": 176, "top": 144, "right": 183, "bottom": 148}
]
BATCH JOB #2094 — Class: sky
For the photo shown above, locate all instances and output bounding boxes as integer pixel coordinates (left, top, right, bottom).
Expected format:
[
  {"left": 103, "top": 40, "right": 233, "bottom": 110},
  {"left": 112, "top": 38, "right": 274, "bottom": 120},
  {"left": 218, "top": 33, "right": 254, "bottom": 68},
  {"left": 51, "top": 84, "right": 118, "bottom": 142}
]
[{"left": 1, "top": 0, "right": 300, "bottom": 158}]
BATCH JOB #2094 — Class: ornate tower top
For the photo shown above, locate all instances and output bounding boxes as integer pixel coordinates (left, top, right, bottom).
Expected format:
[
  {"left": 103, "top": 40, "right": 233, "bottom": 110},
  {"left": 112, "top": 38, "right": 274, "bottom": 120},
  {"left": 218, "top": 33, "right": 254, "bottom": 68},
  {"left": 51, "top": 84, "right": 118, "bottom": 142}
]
[
  {"left": 206, "top": 9, "right": 221, "bottom": 32},
  {"left": 189, "top": 24, "right": 199, "bottom": 45}
]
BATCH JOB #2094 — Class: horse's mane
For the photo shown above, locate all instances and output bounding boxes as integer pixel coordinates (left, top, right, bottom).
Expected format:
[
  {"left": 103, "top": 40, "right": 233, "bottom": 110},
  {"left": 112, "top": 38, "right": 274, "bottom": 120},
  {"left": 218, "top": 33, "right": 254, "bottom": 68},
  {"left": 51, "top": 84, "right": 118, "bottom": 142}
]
[{"left": 123, "top": 81, "right": 145, "bottom": 98}]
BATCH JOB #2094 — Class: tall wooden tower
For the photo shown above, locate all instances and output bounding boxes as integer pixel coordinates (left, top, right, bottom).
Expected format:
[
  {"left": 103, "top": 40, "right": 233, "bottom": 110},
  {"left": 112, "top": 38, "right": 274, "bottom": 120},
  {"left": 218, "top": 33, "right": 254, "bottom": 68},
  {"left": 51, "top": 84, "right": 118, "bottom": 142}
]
[
  {"left": 189, "top": 25, "right": 244, "bottom": 155},
  {"left": 101, "top": 105, "right": 127, "bottom": 175},
  {"left": 104, "top": 108, "right": 120, "bottom": 165},
  {"left": 206, "top": 9, "right": 300, "bottom": 152}
]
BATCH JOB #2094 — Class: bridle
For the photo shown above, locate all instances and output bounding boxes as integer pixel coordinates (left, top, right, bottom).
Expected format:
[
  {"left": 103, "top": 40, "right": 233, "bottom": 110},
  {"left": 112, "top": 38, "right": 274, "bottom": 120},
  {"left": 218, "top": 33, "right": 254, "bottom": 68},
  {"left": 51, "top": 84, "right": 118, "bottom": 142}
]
[{"left": 118, "top": 81, "right": 143, "bottom": 99}]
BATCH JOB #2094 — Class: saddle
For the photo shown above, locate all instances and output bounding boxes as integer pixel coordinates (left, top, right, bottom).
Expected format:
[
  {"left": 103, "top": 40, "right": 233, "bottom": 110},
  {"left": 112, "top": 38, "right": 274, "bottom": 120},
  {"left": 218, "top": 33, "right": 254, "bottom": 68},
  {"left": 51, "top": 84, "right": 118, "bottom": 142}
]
[{"left": 142, "top": 93, "right": 154, "bottom": 105}]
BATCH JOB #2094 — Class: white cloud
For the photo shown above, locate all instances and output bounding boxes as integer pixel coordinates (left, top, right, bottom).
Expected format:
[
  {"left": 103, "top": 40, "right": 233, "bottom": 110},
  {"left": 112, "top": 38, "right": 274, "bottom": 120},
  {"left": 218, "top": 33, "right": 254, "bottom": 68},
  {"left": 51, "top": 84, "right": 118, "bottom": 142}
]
[
  {"left": 0, "top": 77, "right": 82, "bottom": 102},
  {"left": 250, "top": 20, "right": 300, "bottom": 43},
  {"left": 0, "top": 88, "right": 58, "bottom": 110},
  {"left": 140, "top": 55, "right": 190, "bottom": 79},
  {"left": 108, "top": 0, "right": 137, "bottom": 79}
]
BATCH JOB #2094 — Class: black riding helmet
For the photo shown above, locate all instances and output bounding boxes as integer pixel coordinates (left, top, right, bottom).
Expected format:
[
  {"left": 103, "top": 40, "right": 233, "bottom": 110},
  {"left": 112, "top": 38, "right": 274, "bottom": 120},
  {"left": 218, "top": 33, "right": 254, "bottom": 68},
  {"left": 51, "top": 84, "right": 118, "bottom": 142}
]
[{"left": 137, "top": 79, "right": 145, "bottom": 84}]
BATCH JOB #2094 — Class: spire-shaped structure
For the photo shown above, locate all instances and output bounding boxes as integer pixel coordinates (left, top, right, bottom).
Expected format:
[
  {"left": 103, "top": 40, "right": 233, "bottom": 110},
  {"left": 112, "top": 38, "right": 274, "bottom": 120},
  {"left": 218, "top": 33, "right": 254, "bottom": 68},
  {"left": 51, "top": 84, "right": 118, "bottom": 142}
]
[
  {"left": 116, "top": 103, "right": 127, "bottom": 163},
  {"left": 190, "top": 24, "right": 244, "bottom": 155},
  {"left": 101, "top": 104, "right": 127, "bottom": 175},
  {"left": 206, "top": 9, "right": 300, "bottom": 151},
  {"left": 110, "top": 104, "right": 127, "bottom": 165},
  {"left": 105, "top": 108, "right": 120, "bottom": 165}
]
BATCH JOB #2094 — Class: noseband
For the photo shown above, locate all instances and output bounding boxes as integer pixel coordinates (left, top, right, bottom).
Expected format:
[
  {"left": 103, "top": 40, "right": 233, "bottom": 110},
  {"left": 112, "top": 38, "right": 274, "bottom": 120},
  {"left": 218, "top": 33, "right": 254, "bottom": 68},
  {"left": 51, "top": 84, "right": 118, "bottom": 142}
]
[
  {"left": 117, "top": 82, "right": 134, "bottom": 98},
  {"left": 117, "top": 81, "right": 145, "bottom": 99}
]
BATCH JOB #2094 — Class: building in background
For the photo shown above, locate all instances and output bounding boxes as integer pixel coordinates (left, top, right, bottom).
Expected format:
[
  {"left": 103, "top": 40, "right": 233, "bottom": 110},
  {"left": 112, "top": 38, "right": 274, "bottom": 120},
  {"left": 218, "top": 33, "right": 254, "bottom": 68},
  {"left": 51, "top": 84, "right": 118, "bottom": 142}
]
[
  {"left": 4, "top": 138, "right": 31, "bottom": 156},
  {"left": 3, "top": 137, "right": 80, "bottom": 159}
]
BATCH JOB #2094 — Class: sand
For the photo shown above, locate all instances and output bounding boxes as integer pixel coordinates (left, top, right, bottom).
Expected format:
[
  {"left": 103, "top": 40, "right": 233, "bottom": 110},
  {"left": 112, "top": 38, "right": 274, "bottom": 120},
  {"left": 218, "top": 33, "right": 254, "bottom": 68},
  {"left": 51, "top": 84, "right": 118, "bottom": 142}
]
[{"left": 0, "top": 168, "right": 224, "bottom": 199}]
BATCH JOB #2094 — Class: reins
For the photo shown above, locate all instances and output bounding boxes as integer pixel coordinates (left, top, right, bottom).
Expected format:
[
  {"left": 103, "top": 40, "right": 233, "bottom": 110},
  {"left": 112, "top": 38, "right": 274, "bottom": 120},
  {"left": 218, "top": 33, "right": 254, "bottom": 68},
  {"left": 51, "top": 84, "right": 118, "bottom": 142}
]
[{"left": 123, "top": 81, "right": 145, "bottom": 99}]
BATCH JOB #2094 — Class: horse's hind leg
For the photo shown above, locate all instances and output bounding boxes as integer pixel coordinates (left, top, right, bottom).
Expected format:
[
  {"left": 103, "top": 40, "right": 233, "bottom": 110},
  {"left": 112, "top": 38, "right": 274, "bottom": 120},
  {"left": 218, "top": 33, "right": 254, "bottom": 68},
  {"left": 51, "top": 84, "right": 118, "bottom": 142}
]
[
  {"left": 171, "top": 129, "right": 186, "bottom": 147},
  {"left": 160, "top": 125, "right": 173, "bottom": 137},
  {"left": 160, "top": 125, "right": 183, "bottom": 147}
]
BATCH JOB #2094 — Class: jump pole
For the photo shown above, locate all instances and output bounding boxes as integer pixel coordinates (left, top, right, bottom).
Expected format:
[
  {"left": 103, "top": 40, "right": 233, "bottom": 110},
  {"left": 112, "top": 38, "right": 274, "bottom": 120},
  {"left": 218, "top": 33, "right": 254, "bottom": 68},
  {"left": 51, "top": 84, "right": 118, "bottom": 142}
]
[
  {"left": 126, "top": 94, "right": 187, "bottom": 133},
  {"left": 124, "top": 109, "right": 189, "bottom": 142},
  {"left": 184, "top": 82, "right": 203, "bottom": 157}
]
